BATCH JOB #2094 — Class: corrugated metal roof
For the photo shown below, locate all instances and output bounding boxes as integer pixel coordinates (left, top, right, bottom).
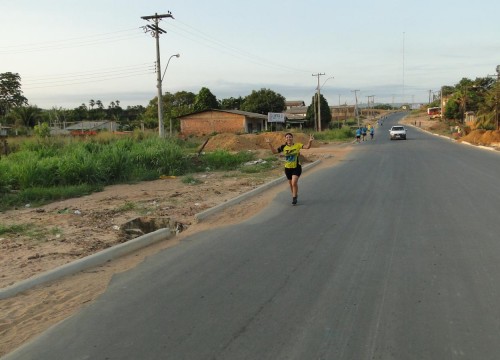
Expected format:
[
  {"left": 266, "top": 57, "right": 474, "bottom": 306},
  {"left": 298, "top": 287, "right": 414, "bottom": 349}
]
[{"left": 64, "top": 121, "right": 116, "bottom": 130}]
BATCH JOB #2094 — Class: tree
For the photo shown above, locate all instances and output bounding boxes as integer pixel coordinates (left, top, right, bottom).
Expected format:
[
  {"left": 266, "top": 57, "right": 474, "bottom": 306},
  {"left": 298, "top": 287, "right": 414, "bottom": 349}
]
[
  {"left": 10, "top": 105, "right": 42, "bottom": 128},
  {"left": 34, "top": 122, "right": 51, "bottom": 137},
  {"left": 170, "top": 91, "right": 196, "bottom": 107},
  {"left": 143, "top": 91, "right": 196, "bottom": 131},
  {"left": 240, "top": 88, "right": 285, "bottom": 114},
  {"left": 444, "top": 98, "right": 460, "bottom": 120},
  {"left": 71, "top": 103, "right": 88, "bottom": 121},
  {"left": 0, "top": 72, "right": 28, "bottom": 117},
  {"left": 194, "top": 87, "right": 219, "bottom": 112},
  {"left": 123, "top": 105, "right": 146, "bottom": 129},
  {"left": 219, "top": 96, "right": 243, "bottom": 110},
  {"left": 306, "top": 93, "right": 331, "bottom": 130},
  {"left": 475, "top": 80, "right": 500, "bottom": 129},
  {"left": 47, "top": 106, "right": 69, "bottom": 128}
]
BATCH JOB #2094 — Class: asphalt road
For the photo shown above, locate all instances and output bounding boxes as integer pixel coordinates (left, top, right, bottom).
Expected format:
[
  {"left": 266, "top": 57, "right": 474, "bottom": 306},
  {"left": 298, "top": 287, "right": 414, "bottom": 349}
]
[{"left": 5, "top": 113, "right": 500, "bottom": 360}]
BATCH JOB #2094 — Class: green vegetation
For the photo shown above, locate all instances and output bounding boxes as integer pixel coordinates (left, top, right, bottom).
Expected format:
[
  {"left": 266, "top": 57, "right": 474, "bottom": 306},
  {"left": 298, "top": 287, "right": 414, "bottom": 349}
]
[
  {"left": 115, "top": 201, "right": 137, "bottom": 212},
  {"left": 0, "top": 223, "right": 29, "bottom": 235},
  {"left": 0, "top": 222, "right": 61, "bottom": 243},
  {"left": 313, "top": 127, "right": 355, "bottom": 141},
  {"left": 0, "top": 134, "right": 269, "bottom": 211},
  {"left": 181, "top": 174, "right": 203, "bottom": 185}
]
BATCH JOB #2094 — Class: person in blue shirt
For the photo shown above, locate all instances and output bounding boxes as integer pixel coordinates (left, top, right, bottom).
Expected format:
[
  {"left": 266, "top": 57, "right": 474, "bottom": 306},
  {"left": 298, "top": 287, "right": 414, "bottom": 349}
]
[
  {"left": 355, "top": 127, "right": 361, "bottom": 143},
  {"left": 370, "top": 126, "right": 374, "bottom": 140},
  {"left": 361, "top": 126, "right": 367, "bottom": 141}
]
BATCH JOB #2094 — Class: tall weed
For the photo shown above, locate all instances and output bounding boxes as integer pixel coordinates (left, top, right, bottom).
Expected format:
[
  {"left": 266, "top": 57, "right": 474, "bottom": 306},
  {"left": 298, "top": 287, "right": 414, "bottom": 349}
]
[{"left": 198, "top": 150, "right": 255, "bottom": 171}]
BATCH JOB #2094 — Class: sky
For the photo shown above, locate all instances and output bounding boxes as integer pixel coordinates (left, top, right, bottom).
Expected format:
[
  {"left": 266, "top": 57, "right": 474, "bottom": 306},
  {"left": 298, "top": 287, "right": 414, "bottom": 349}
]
[{"left": 1, "top": 0, "right": 499, "bottom": 110}]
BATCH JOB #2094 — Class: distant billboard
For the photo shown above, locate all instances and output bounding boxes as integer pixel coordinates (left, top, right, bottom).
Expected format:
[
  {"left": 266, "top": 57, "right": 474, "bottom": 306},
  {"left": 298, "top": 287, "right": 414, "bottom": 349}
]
[{"left": 268, "top": 112, "right": 285, "bottom": 123}]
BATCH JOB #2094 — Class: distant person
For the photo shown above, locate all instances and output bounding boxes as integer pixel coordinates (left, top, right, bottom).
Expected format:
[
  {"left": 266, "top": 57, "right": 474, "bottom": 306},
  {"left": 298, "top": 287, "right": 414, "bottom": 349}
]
[
  {"left": 370, "top": 126, "right": 374, "bottom": 140},
  {"left": 361, "top": 126, "right": 367, "bottom": 141},
  {"left": 355, "top": 127, "right": 361, "bottom": 143},
  {"left": 266, "top": 133, "right": 313, "bottom": 205}
]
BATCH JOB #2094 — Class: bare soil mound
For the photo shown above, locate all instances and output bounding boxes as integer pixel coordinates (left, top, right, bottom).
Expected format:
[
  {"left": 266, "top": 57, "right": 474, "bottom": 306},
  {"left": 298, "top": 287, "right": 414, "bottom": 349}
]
[{"left": 460, "top": 129, "right": 500, "bottom": 146}]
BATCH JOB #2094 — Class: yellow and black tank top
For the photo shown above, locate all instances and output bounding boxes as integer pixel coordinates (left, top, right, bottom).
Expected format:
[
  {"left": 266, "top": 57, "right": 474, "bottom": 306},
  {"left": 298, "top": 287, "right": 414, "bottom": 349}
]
[{"left": 277, "top": 143, "right": 303, "bottom": 169}]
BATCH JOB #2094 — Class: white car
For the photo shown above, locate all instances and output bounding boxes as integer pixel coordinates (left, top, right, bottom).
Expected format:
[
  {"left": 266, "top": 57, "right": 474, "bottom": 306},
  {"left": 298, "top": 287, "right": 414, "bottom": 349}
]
[{"left": 389, "top": 125, "right": 407, "bottom": 140}]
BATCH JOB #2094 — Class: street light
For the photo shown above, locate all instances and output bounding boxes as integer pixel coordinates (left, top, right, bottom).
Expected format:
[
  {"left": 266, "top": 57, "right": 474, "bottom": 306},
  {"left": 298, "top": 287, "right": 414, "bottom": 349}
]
[
  {"left": 162, "top": 53, "right": 180, "bottom": 82},
  {"left": 161, "top": 53, "right": 180, "bottom": 136}
]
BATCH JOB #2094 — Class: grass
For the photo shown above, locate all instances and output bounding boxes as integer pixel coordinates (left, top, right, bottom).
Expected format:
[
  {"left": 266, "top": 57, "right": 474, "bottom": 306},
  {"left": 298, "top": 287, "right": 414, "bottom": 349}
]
[
  {"left": 0, "top": 223, "right": 62, "bottom": 243},
  {"left": 181, "top": 175, "right": 204, "bottom": 185},
  {"left": 0, "top": 134, "right": 267, "bottom": 211},
  {"left": 115, "top": 201, "right": 137, "bottom": 212},
  {"left": 0, "top": 223, "right": 29, "bottom": 235},
  {"left": 314, "top": 127, "right": 355, "bottom": 141}
]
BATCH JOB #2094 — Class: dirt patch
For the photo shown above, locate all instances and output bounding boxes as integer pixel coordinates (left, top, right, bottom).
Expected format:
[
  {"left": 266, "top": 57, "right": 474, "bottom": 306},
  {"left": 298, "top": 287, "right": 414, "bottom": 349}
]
[
  {"left": 400, "top": 114, "right": 450, "bottom": 134},
  {"left": 402, "top": 113, "right": 500, "bottom": 148},
  {"left": 0, "top": 133, "right": 352, "bottom": 356},
  {"left": 460, "top": 129, "right": 500, "bottom": 147}
]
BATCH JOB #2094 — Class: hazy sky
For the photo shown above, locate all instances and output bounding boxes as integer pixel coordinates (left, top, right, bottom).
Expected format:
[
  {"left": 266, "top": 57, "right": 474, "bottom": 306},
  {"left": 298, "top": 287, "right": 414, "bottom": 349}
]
[{"left": 1, "top": 0, "right": 499, "bottom": 110}]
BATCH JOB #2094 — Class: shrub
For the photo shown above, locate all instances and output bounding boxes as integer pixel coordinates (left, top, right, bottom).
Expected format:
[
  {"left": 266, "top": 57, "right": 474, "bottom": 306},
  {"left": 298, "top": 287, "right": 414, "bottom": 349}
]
[{"left": 197, "top": 150, "right": 255, "bottom": 171}]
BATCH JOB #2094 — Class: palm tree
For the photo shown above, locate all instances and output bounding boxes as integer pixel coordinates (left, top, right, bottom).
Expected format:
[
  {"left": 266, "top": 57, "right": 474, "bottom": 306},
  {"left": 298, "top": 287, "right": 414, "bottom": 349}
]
[
  {"left": 89, "top": 99, "right": 95, "bottom": 109},
  {"left": 11, "top": 105, "right": 42, "bottom": 128}
]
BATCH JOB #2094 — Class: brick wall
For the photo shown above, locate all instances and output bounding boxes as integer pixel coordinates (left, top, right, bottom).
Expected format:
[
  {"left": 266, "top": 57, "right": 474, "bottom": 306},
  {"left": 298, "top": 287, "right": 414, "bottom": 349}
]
[{"left": 180, "top": 111, "right": 246, "bottom": 136}]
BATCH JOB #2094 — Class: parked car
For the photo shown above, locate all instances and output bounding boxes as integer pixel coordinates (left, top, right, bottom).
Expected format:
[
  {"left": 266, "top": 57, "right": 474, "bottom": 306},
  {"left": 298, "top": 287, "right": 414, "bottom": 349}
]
[{"left": 389, "top": 126, "right": 407, "bottom": 140}]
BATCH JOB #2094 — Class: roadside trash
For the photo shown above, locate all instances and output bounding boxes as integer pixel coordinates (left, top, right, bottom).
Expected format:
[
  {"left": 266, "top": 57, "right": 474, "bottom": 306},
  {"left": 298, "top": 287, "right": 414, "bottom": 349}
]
[{"left": 244, "top": 159, "right": 267, "bottom": 166}]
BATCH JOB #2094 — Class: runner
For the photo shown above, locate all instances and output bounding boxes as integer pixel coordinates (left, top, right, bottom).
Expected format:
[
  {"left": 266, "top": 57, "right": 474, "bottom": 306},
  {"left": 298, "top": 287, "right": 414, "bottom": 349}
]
[{"left": 266, "top": 133, "right": 313, "bottom": 205}]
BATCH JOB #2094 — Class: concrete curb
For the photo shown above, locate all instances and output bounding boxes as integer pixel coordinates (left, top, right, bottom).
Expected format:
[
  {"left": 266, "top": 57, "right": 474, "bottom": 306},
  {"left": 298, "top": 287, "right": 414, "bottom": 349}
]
[
  {"left": 0, "top": 160, "right": 321, "bottom": 299},
  {"left": 0, "top": 228, "right": 171, "bottom": 300},
  {"left": 194, "top": 159, "right": 321, "bottom": 221}
]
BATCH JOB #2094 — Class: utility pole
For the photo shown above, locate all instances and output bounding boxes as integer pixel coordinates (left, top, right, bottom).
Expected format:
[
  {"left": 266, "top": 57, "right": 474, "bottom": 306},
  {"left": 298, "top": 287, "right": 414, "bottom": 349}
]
[
  {"left": 372, "top": 95, "right": 375, "bottom": 117},
  {"left": 366, "top": 96, "right": 370, "bottom": 119},
  {"left": 141, "top": 11, "right": 174, "bottom": 138},
  {"left": 338, "top": 94, "right": 341, "bottom": 128},
  {"left": 312, "top": 73, "right": 325, "bottom": 132},
  {"left": 440, "top": 86, "right": 446, "bottom": 121},
  {"left": 367, "top": 95, "right": 374, "bottom": 119},
  {"left": 402, "top": 32, "right": 405, "bottom": 106},
  {"left": 496, "top": 65, "right": 500, "bottom": 130},
  {"left": 352, "top": 90, "right": 360, "bottom": 127}
]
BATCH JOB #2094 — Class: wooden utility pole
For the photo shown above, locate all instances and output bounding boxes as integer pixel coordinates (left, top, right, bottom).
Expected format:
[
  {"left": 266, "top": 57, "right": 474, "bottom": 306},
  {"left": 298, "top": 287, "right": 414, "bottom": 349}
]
[
  {"left": 496, "top": 65, "right": 500, "bottom": 130},
  {"left": 141, "top": 12, "right": 174, "bottom": 138},
  {"left": 352, "top": 90, "right": 360, "bottom": 127},
  {"left": 312, "top": 73, "right": 325, "bottom": 132}
]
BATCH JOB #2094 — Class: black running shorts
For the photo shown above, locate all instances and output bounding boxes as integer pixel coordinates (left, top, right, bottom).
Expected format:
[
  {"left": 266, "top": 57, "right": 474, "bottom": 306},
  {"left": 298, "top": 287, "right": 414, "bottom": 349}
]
[{"left": 284, "top": 165, "right": 302, "bottom": 180}]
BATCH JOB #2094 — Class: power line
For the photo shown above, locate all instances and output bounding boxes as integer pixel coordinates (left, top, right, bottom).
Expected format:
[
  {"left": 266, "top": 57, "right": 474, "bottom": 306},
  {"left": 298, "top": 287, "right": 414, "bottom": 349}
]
[
  {"left": 164, "top": 20, "right": 311, "bottom": 74},
  {"left": 0, "top": 28, "right": 143, "bottom": 55},
  {"left": 23, "top": 63, "right": 154, "bottom": 83},
  {"left": 22, "top": 64, "right": 155, "bottom": 89}
]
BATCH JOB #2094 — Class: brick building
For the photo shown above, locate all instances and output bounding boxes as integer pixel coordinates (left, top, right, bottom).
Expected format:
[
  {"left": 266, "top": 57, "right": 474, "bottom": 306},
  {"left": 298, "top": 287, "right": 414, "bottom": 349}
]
[{"left": 178, "top": 109, "right": 268, "bottom": 136}]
